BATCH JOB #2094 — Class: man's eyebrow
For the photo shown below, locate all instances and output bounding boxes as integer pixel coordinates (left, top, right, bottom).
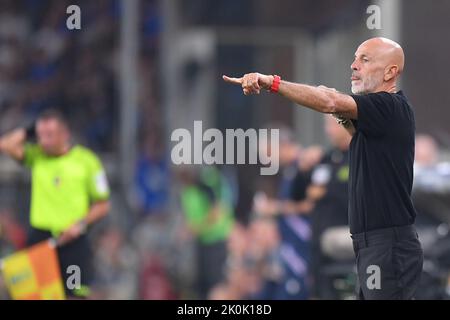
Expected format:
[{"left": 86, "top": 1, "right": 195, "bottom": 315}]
[{"left": 354, "top": 53, "right": 370, "bottom": 59}]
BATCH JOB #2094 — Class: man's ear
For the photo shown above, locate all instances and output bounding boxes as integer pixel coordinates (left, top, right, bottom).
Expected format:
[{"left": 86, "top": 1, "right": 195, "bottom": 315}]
[{"left": 384, "top": 65, "right": 398, "bottom": 81}]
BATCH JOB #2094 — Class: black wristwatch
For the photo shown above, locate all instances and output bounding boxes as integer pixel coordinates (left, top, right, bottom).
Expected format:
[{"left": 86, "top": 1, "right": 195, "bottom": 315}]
[{"left": 333, "top": 114, "right": 350, "bottom": 126}]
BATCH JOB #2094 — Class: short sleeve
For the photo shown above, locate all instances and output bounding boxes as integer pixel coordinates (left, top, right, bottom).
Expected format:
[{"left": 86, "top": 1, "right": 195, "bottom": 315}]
[
  {"left": 87, "top": 153, "right": 110, "bottom": 201},
  {"left": 351, "top": 92, "right": 396, "bottom": 136},
  {"left": 23, "top": 143, "right": 42, "bottom": 168}
]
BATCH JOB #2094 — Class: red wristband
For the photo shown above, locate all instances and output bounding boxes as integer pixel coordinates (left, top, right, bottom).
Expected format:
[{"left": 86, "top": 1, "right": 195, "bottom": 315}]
[{"left": 270, "top": 75, "right": 281, "bottom": 93}]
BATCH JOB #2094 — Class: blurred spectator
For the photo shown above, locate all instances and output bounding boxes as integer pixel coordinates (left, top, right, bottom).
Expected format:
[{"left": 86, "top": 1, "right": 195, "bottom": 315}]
[
  {"left": 0, "top": 1, "right": 29, "bottom": 44},
  {"left": 129, "top": 215, "right": 181, "bottom": 300},
  {"left": 244, "top": 216, "right": 283, "bottom": 299},
  {"left": 134, "top": 129, "right": 169, "bottom": 216},
  {"left": 413, "top": 135, "right": 450, "bottom": 299},
  {"left": 414, "top": 134, "right": 450, "bottom": 193},
  {"left": 138, "top": 254, "right": 178, "bottom": 300},
  {"left": 253, "top": 127, "right": 321, "bottom": 300},
  {"left": 0, "top": 0, "right": 118, "bottom": 152},
  {"left": 210, "top": 218, "right": 282, "bottom": 300},
  {"left": 0, "top": 207, "right": 28, "bottom": 300},
  {"left": 413, "top": 134, "right": 450, "bottom": 227},
  {"left": 0, "top": 209, "right": 27, "bottom": 251},
  {"left": 0, "top": 0, "right": 163, "bottom": 301},
  {"left": 141, "top": 0, "right": 161, "bottom": 57},
  {"left": 178, "top": 166, "right": 234, "bottom": 299},
  {"left": 92, "top": 226, "right": 139, "bottom": 299}
]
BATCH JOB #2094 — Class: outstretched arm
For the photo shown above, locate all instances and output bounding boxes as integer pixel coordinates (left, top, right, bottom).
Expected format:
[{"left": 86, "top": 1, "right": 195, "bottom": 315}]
[
  {"left": 318, "top": 85, "right": 356, "bottom": 136},
  {"left": 223, "top": 73, "right": 358, "bottom": 120}
]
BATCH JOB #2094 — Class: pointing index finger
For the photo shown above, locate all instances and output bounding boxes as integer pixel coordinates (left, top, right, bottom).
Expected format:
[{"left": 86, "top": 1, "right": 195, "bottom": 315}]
[{"left": 222, "top": 75, "right": 243, "bottom": 85}]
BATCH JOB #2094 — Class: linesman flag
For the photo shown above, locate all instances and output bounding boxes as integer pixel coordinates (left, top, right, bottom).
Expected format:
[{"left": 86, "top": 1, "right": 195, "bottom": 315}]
[{"left": 0, "top": 239, "right": 65, "bottom": 300}]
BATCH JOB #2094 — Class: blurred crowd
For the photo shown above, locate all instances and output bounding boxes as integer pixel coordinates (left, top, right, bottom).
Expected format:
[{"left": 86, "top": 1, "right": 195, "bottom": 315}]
[
  {"left": 1, "top": 0, "right": 117, "bottom": 151},
  {"left": 196, "top": 123, "right": 450, "bottom": 300},
  {"left": 0, "top": 0, "right": 162, "bottom": 153},
  {"left": 205, "top": 117, "right": 355, "bottom": 300},
  {"left": 0, "top": 0, "right": 167, "bottom": 300}
]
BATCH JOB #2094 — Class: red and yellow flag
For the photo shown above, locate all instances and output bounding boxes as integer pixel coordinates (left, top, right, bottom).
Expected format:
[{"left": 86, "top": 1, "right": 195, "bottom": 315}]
[{"left": 1, "top": 240, "right": 65, "bottom": 300}]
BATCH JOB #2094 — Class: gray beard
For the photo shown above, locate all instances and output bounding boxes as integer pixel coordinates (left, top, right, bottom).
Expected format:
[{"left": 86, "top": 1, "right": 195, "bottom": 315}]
[{"left": 351, "top": 86, "right": 367, "bottom": 95}]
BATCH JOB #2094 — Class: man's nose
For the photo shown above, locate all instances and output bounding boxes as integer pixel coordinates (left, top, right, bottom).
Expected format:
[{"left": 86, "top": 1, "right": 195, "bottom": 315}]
[{"left": 351, "top": 60, "right": 359, "bottom": 71}]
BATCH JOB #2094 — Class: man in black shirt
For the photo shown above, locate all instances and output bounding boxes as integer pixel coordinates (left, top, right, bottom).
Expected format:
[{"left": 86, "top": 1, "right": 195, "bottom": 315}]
[{"left": 223, "top": 37, "right": 423, "bottom": 299}]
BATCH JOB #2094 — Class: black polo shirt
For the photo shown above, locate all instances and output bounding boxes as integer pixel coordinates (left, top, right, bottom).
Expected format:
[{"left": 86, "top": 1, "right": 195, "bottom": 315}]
[{"left": 348, "top": 91, "right": 417, "bottom": 234}]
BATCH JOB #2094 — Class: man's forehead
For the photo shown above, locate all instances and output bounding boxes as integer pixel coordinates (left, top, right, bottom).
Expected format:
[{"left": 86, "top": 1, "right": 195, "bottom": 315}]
[
  {"left": 354, "top": 51, "right": 369, "bottom": 57},
  {"left": 354, "top": 42, "right": 374, "bottom": 57},
  {"left": 37, "top": 118, "right": 63, "bottom": 129},
  {"left": 354, "top": 38, "right": 402, "bottom": 58},
  {"left": 37, "top": 118, "right": 58, "bottom": 125}
]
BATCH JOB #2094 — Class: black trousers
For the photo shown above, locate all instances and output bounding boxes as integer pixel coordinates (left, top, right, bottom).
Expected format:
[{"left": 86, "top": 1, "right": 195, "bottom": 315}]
[
  {"left": 196, "top": 240, "right": 227, "bottom": 299},
  {"left": 351, "top": 225, "right": 423, "bottom": 300},
  {"left": 27, "top": 228, "right": 94, "bottom": 297}
]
